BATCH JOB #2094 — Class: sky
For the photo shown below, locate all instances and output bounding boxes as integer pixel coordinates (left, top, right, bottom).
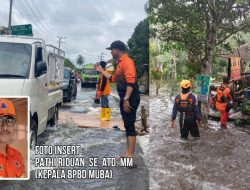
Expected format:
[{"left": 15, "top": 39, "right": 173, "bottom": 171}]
[{"left": 0, "top": 0, "right": 147, "bottom": 65}]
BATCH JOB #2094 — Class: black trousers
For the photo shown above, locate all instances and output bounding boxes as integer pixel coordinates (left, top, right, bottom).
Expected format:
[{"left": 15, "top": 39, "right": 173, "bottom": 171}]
[
  {"left": 179, "top": 114, "right": 200, "bottom": 138},
  {"left": 119, "top": 92, "right": 140, "bottom": 137}
]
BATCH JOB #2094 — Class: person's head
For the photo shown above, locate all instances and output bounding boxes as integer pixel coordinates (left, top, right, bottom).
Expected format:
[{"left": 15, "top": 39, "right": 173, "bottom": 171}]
[
  {"left": 0, "top": 98, "right": 17, "bottom": 144},
  {"left": 222, "top": 76, "right": 230, "bottom": 85},
  {"left": 180, "top": 80, "right": 192, "bottom": 93},
  {"left": 100, "top": 61, "right": 107, "bottom": 69},
  {"left": 106, "top": 40, "right": 127, "bottom": 60}
]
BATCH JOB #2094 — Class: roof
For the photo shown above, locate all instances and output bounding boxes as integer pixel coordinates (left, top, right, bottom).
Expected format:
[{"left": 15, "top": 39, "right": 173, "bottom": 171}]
[
  {"left": 222, "top": 42, "right": 250, "bottom": 60},
  {"left": 0, "top": 35, "right": 44, "bottom": 44}
]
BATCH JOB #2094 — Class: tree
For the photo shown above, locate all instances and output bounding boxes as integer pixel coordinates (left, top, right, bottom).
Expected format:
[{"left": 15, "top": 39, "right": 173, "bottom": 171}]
[
  {"left": 127, "top": 18, "right": 149, "bottom": 79},
  {"left": 149, "top": 0, "right": 250, "bottom": 122},
  {"left": 64, "top": 58, "right": 77, "bottom": 70},
  {"left": 148, "top": 0, "right": 250, "bottom": 75},
  {"left": 76, "top": 55, "right": 85, "bottom": 68}
]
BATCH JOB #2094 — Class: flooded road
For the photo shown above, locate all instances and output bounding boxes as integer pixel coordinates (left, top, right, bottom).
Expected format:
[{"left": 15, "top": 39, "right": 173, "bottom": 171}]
[
  {"left": 0, "top": 84, "right": 148, "bottom": 190},
  {"left": 149, "top": 90, "right": 250, "bottom": 190}
]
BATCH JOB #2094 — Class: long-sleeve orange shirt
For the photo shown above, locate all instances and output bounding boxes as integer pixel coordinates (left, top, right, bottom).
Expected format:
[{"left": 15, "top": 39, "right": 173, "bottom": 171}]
[
  {"left": 111, "top": 54, "right": 138, "bottom": 96},
  {"left": 0, "top": 145, "right": 24, "bottom": 178}
]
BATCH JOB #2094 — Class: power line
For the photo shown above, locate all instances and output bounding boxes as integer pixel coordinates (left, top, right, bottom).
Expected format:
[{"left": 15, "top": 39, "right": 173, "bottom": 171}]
[
  {"left": 12, "top": 11, "right": 134, "bottom": 29},
  {"left": 28, "top": 0, "right": 58, "bottom": 37},
  {"left": 19, "top": 0, "right": 57, "bottom": 41},
  {"left": 23, "top": 0, "right": 57, "bottom": 37},
  {"left": 14, "top": 0, "right": 57, "bottom": 43}
]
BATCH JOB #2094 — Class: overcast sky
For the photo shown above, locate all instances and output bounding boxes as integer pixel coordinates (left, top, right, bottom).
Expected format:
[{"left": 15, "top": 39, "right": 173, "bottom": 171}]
[{"left": 0, "top": 0, "right": 147, "bottom": 65}]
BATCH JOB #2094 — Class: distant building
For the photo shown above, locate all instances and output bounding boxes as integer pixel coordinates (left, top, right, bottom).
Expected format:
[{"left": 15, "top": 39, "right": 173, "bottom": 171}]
[{"left": 222, "top": 42, "right": 250, "bottom": 74}]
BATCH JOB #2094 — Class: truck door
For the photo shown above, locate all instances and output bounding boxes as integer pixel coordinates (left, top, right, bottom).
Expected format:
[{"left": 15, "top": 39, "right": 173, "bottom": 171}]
[{"left": 34, "top": 43, "right": 48, "bottom": 134}]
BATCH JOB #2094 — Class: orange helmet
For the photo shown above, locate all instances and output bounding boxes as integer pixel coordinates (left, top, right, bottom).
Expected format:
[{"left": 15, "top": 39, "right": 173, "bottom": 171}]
[
  {"left": 0, "top": 98, "right": 16, "bottom": 118},
  {"left": 180, "top": 80, "right": 192, "bottom": 88}
]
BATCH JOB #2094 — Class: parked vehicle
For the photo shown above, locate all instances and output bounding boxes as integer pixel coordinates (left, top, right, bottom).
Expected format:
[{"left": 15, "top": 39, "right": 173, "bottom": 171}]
[
  {"left": 0, "top": 36, "right": 65, "bottom": 148},
  {"left": 81, "top": 63, "right": 99, "bottom": 87},
  {"left": 63, "top": 67, "right": 77, "bottom": 101}
]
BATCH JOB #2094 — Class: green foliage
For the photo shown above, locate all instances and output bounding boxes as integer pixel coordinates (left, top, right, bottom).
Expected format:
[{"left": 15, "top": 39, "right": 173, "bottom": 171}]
[
  {"left": 151, "top": 70, "right": 162, "bottom": 80},
  {"left": 128, "top": 18, "right": 149, "bottom": 79},
  {"left": 148, "top": 0, "right": 250, "bottom": 75},
  {"left": 211, "top": 57, "right": 227, "bottom": 80},
  {"left": 64, "top": 58, "right": 77, "bottom": 70}
]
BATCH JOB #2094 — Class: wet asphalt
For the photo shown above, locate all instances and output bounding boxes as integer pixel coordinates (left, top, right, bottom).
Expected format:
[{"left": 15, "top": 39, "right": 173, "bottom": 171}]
[{"left": 0, "top": 83, "right": 149, "bottom": 190}]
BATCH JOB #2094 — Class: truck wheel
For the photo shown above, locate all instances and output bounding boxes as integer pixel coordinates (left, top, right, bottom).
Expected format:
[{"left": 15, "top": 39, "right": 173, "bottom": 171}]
[
  {"left": 30, "top": 118, "right": 38, "bottom": 150},
  {"left": 50, "top": 106, "right": 59, "bottom": 127}
]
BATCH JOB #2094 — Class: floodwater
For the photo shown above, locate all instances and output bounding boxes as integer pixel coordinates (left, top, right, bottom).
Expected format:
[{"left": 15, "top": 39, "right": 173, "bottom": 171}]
[
  {"left": 149, "top": 91, "right": 250, "bottom": 190},
  {"left": 0, "top": 85, "right": 148, "bottom": 190}
]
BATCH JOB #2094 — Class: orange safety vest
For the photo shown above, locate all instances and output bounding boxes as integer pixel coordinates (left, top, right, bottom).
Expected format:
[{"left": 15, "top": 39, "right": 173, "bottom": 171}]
[
  {"left": 98, "top": 74, "right": 110, "bottom": 96},
  {"left": 175, "top": 93, "right": 193, "bottom": 113},
  {"left": 0, "top": 145, "right": 24, "bottom": 178},
  {"left": 215, "top": 86, "right": 232, "bottom": 111}
]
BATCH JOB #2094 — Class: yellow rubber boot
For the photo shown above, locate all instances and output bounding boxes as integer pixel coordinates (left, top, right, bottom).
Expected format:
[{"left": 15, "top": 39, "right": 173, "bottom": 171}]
[
  {"left": 101, "top": 108, "right": 111, "bottom": 121},
  {"left": 99, "top": 108, "right": 105, "bottom": 119}
]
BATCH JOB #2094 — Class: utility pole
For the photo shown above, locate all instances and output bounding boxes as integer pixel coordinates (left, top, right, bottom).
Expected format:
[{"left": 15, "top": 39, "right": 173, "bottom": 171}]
[
  {"left": 8, "top": 0, "right": 13, "bottom": 35},
  {"left": 99, "top": 52, "right": 106, "bottom": 61},
  {"left": 57, "top": 36, "right": 66, "bottom": 50}
]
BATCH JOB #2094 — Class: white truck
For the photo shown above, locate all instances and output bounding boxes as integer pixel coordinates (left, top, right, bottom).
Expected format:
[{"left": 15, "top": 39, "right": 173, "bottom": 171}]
[{"left": 0, "top": 36, "right": 64, "bottom": 147}]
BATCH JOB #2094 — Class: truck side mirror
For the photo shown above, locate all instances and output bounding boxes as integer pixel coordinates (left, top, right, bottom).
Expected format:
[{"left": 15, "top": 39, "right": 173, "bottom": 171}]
[{"left": 35, "top": 61, "right": 47, "bottom": 77}]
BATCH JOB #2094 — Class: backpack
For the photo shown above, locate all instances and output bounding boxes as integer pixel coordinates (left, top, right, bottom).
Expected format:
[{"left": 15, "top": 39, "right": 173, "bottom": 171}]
[
  {"left": 215, "top": 86, "right": 227, "bottom": 103},
  {"left": 175, "top": 93, "right": 193, "bottom": 113}
]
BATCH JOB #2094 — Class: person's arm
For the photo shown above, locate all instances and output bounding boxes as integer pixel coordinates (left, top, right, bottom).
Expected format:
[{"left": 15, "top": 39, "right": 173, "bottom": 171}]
[
  {"left": 123, "top": 61, "right": 137, "bottom": 112},
  {"left": 100, "top": 75, "right": 107, "bottom": 92},
  {"left": 95, "top": 65, "right": 112, "bottom": 79},
  {"left": 171, "top": 97, "right": 178, "bottom": 122}
]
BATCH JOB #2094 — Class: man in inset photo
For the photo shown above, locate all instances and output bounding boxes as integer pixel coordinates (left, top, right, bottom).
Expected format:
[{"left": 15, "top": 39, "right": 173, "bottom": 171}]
[{"left": 0, "top": 98, "right": 28, "bottom": 179}]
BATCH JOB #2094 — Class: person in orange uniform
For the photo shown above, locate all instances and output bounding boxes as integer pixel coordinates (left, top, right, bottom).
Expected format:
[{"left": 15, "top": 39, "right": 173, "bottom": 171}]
[
  {"left": 0, "top": 98, "right": 24, "bottom": 178},
  {"left": 211, "top": 76, "right": 234, "bottom": 128},
  {"left": 96, "top": 61, "right": 111, "bottom": 121},
  {"left": 95, "top": 41, "right": 140, "bottom": 159}
]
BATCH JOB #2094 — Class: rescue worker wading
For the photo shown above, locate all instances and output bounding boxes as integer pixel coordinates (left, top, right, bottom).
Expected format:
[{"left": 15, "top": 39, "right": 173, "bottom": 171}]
[
  {"left": 211, "top": 76, "right": 234, "bottom": 129},
  {"left": 96, "top": 61, "right": 111, "bottom": 121},
  {"left": 170, "top": 80, "right": 201, "bottom": 139},
  {"left": 95, "top": 40, "right": 140, "bottom": 159},
  {"left": 0, "top": 98, "right": 24, "bottom": 178}
]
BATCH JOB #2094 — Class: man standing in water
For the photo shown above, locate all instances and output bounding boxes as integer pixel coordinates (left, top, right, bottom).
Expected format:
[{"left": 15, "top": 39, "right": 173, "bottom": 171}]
[
  {"left": 170, "top": 80, "right": 201, "bottom": 139},
  {"left": 95, "top": 40, "right": 140, "bottom": 159},
  {"left": 211, "top": 76, "right": 234, "bottom": 128}
]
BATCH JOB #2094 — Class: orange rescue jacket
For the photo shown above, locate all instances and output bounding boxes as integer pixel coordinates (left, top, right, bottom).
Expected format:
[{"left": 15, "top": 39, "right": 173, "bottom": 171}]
[
  {"left": 98, "top": 73, "right": 110, "bottom": 96},
  {"left": 215, "top": 86, "right": 233, "bottom": 111},
  {"left": 0, "top": 145, "right": 24, "bottom": 178}
]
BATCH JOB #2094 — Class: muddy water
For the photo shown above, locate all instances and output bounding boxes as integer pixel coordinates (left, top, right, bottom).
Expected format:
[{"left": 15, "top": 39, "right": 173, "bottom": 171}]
[
  {"left": 149, "top": 93, "right": 250, "bottom": 190},
  {"left": 0, "top": 86, "right": 148, "bottom": 190}
]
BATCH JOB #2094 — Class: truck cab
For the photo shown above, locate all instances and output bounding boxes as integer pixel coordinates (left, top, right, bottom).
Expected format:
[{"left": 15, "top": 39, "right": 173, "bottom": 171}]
[{"left": 81, "top": 64, "right": 99, "bottom": 87}]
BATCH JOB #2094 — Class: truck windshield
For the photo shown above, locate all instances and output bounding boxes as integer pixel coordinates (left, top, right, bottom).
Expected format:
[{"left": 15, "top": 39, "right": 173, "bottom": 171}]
[
  {"left": 0, "top": 42, "right": 31, "bottom": 78},
  {"left": 84, "top": 69, "right": 97, "bottom": 75},
  {"left": 64, "top": 69, "right": 70, "bottom": 78}
]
